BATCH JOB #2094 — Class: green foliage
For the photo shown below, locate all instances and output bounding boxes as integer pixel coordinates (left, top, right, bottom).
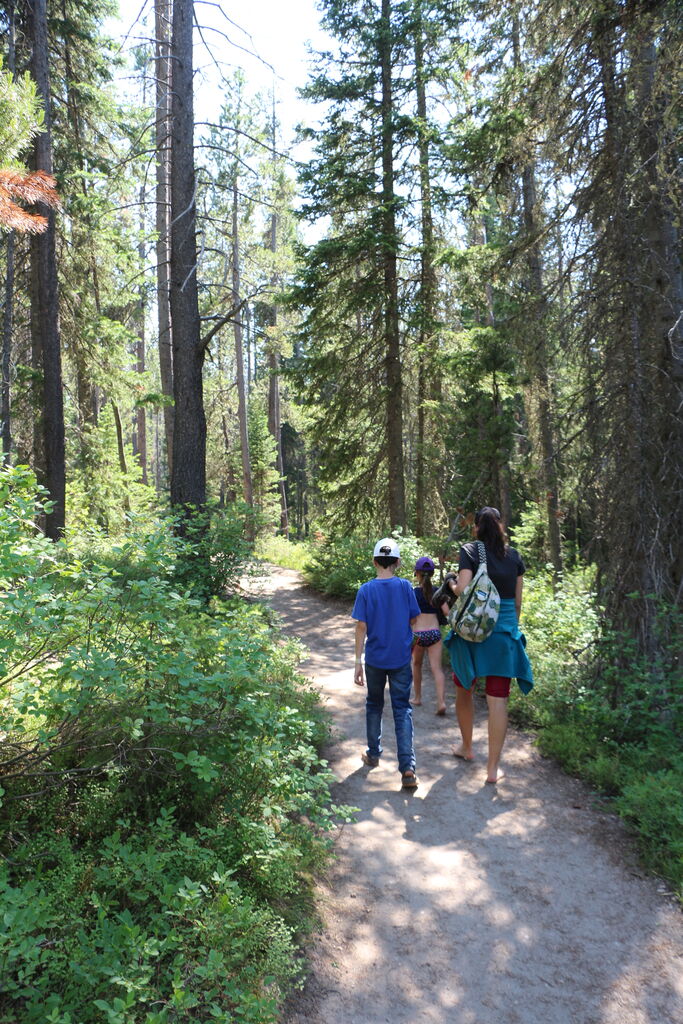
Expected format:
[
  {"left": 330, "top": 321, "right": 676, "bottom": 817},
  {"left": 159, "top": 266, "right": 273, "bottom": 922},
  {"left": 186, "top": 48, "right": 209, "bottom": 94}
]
[
  {"left": 303, "top": 530, "right": 429, "bottom": 600},
  {"left": 514, "top": 566, "right": 682, "bottom": 897},
  {"left": 0, "top": 59, "right": 44, "bottom": 165},
  {"left": 171, "top": 501, "right": 254, "bottom": 601},
  {"left": 0, "top": 467, "right": 348, "bottom": 1019},
  {"left": 247, "top": 397, "right": 281, "bottom": 532},
  {"left": 255, "top": 535, "right": 312, "bottom": 571},
  {"left": 507, "top": 500, "right": 548, "bottom": 572}
]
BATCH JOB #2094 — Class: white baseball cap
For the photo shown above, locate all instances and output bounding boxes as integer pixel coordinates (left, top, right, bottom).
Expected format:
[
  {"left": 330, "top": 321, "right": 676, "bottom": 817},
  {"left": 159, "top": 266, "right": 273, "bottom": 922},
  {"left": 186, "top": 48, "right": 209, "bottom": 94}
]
[{"left": 373, "top": 537, "right": 400, "bottom": 558}]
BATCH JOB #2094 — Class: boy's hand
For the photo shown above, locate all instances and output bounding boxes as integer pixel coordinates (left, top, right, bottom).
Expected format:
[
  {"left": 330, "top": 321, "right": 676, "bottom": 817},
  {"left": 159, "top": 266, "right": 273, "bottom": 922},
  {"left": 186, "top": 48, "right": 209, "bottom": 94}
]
[{"left": 354, "top": 660, "right": 365, "bottom": 686}]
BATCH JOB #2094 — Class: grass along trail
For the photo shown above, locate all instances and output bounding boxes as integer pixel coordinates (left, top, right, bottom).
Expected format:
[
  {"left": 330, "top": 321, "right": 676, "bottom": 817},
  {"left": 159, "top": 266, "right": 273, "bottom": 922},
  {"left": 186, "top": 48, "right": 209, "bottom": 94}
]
[{"left": 246, "top": 565, "right": 683, "bottom": 1024}]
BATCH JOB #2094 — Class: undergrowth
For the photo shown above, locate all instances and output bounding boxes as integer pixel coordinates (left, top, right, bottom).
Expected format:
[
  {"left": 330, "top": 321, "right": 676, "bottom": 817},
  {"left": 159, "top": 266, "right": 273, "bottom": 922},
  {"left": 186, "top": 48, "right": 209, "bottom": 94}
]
[{"left": 0, "top": 465, "right": 351, "bottom": 1022}]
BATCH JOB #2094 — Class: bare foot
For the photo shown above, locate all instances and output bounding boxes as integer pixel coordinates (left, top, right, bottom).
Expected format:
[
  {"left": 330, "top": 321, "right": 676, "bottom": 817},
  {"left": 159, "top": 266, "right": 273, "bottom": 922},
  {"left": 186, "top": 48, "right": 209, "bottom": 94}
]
[
  {"left": 435, "top": 706, "right": 447, "bottom": 716},
  {"left": 451, "top": 745, "right": 474, "bottom": 761},
  {"left": 412, "top": 698, "right": 422, "bottom": 706}
]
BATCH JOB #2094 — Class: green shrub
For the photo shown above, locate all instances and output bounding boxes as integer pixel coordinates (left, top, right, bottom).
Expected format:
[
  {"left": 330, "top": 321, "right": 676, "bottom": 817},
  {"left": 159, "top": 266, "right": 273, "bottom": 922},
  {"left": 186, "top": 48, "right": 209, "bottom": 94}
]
[
  {"left": 255, "top": 535, "right": 312, "bottom": 571},
  {"left": 303, "top": 529, "right": 436, "bottom": 600},
  {"left": 0, "top": 466, "right": 350, "bottom": 1020},
  {"left": 616, "top": 768, "right": 683, "bottom": 890}
]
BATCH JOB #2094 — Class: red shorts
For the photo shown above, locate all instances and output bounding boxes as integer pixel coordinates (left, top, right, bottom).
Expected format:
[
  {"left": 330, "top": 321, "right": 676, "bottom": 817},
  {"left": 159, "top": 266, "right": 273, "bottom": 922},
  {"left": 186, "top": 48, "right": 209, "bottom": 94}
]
[{"left": 452, "top": 673, "right": 511, "bottom": 698}]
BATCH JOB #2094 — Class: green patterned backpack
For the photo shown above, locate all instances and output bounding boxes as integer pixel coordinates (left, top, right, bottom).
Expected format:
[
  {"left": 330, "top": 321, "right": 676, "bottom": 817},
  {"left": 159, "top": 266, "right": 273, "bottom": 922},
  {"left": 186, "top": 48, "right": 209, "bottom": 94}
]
[{"left": 448, "top": 541, "right": 500, "bottom": 642}]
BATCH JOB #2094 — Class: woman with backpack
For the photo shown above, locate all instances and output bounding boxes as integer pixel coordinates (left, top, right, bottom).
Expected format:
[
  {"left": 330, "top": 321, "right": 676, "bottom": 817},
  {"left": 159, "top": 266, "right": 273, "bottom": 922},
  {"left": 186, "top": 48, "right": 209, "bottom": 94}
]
[{"left": 434, "top": 506, "right": 533, "bottom": 784}]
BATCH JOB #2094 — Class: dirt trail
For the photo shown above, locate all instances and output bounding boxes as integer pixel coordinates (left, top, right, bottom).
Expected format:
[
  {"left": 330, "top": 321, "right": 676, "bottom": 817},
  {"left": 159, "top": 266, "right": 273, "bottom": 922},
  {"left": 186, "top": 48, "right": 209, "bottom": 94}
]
[{"left": 246, "top": 566, "right": 682, "bottom": 1024}]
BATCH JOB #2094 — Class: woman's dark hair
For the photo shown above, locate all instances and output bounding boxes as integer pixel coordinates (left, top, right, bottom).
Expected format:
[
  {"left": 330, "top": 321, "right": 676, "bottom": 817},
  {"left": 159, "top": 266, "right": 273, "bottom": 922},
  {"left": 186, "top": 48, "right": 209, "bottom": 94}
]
[
  {"left": 475, "top": 507, "right": 507, "bottom": 558},
  {"left": 416, "top": 569, "right": 434, "bottom": 605}
]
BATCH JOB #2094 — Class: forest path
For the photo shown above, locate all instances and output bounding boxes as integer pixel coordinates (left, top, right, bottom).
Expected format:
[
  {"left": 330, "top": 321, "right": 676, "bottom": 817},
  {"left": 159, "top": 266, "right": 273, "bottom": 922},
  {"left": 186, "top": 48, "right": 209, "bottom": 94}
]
[{"left": 245, "top": 565, "right": 682, "bottom": 1024}]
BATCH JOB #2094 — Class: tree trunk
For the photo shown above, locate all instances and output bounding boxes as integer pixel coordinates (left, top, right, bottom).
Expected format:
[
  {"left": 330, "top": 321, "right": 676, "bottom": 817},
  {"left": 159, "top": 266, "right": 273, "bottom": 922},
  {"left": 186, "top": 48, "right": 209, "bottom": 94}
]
[
  {"left": 133, "top": 188, "right": 148, "bottom": 484},
  {"left": 2, "top": 1, "right": 16, "bottom": 462},
  {"left": 266, "top": 102, "right": 289, "bottom": 537},
  {"left": 380, "top": 0, "right": 405, "bottom": 530},
  {"left": 232, "top": 180, "right": 254, "bottom": 514},
  {"left": 169, "top": 0, "right": 206, "bottom": 513},
  {"left": 513, "top": 19, "right": 562, "bottom": 580},
  {"left": 29, "top": 0, "right": 65, "bottom": 538},
  {"left": 111, "top": 400, "right": 131, "bottom": 512},
  {"left": 413, "top": 18, "right": 436, "bottom": 537},
  {"left": 2, "top": 230, "right": 13, "bottom": 462},
  {"left": 633, "top": 27, "right": 683, "bottom": 607},
  {"left": 155, "top": 0, "right": 174, "bottom": 483}
]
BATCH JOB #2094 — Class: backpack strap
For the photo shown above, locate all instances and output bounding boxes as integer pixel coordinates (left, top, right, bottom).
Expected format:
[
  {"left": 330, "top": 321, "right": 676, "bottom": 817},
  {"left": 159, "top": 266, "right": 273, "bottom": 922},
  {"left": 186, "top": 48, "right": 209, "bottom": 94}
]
[{"left": 477, "top": 540, "right": 487, "bottom": 568}]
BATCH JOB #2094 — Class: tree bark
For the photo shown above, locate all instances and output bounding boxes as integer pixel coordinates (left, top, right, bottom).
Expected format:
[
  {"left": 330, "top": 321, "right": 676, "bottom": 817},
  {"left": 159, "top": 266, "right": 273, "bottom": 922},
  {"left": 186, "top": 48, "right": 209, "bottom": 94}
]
[
  {"left": 169, "top": 0, "right": 206, "bottom": 513},
  {"left": 513, "top": 18, "right": 562, "bottom": 581},
  {"left": 2, "top": 1, "right": 16, "bottom": 462},
  {"left": 29, "top": 0, "right": 65, "bottom": 538},
  {"left": 380, "top": 0, "right": 405, "bottom": 530},
  {"left": 111, "top": 400, "right": 131, "bottom": 512},
  {"left": 413, "top": 17, "right": 436, "bottom": 536},
  {"left": 155, "top": 0, "right": 174, "bottom": 483},
  {"left": 266, "top": 100, "right": 289, "bottom": 537},
  {"left": 134, "top": 196, "right": 148, "bottom": 485},
  {"left": 232, "top": 180, "right": 253, "bottom": 515},
  {"left": 2, "top": 230, "right": 13, "bottom": 462}
]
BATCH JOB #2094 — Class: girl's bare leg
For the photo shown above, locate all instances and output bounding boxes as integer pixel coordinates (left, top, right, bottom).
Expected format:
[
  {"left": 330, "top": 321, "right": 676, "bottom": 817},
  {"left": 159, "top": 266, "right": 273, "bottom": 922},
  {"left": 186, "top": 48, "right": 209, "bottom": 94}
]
[
  {"left": 485, "top": 695, "right": 508, "bottom": 782},
  {"left": 453, "top": 685, "right": 475, "bottom": 759},
  {"left": 427, "top": 641, "right": 447, "bottom": 714},
  {"left": 411, "top": 646, "right": 423, "bottom": 704}
]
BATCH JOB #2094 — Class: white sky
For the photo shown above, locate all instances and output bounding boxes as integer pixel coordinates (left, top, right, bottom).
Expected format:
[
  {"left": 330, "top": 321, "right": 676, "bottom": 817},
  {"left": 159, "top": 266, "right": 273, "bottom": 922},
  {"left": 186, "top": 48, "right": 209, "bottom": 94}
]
[{"left": 107, "top": 0, "right": 331, "bottom": 152}]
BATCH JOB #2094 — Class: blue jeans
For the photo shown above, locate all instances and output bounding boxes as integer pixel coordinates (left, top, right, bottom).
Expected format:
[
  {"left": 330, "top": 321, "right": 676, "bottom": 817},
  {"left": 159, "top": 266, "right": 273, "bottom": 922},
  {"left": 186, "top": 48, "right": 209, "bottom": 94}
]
[{"left": 364, "top": 661, "right": 416, "bottom": 774}]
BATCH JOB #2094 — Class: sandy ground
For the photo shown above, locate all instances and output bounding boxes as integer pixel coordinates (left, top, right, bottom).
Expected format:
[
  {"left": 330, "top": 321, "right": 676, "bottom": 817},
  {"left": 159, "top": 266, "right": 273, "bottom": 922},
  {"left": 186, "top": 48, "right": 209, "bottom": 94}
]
[{"left": 245, "top": 565, "right": 683, "bottom": 1024}]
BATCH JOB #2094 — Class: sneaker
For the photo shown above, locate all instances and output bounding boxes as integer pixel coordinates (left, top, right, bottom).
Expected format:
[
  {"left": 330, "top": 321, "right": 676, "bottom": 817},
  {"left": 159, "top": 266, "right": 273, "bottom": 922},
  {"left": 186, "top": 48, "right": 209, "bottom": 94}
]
[
  {"left": 361, "top": 752, "right": 380, "bottom": 767},
  {"left": 432, "top": 572, "right": 457, "bottom": 610},
  {"left": 401, "top": 770, "right": 418, "bottom": 789}
]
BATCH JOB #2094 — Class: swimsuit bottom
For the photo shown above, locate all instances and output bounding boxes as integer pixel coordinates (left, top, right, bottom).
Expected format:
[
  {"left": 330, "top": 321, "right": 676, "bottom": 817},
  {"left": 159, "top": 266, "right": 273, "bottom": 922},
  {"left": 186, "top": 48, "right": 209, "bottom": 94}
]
[{"left": 412, "top": 628, "right": 442, "bottom": 648}]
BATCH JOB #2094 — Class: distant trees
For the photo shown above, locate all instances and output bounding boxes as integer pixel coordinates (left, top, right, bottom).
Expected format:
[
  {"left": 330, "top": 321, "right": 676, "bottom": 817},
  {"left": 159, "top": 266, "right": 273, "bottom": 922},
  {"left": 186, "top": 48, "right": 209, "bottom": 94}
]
[
  {"left": 289, "top": 0, "right": 682, "bottom": 664},
  {"left": 1, "top": 0, "right": 680, "bottom": 664},
  {"left": 291, "top": 0, "right": 413, "bottom": 530}
]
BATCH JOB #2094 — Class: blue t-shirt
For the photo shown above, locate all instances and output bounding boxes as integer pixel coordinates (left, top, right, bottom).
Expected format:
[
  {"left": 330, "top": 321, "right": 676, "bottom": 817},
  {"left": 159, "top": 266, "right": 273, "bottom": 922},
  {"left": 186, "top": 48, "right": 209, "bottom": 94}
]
[{"left": 352, "top": 576, "right": 420, "bottom": 669}]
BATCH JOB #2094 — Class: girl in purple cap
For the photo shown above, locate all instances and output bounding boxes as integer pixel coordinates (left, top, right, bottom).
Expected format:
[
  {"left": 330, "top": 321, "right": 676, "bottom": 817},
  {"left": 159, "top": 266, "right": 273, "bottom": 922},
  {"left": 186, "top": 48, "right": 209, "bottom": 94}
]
[{"left": 411, "top": 556, "right": 448, "bottom": 715}]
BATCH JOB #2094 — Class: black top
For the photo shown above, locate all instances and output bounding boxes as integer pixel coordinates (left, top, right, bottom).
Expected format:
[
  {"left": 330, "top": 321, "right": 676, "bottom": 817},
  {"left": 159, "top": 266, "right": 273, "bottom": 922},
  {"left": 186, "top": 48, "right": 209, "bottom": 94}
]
[
  {"left": 458, "top": 542, "right": 525, "bottom": 600},
  {"left": 413, "top": 585, "right": 448, "bottom": 625}
]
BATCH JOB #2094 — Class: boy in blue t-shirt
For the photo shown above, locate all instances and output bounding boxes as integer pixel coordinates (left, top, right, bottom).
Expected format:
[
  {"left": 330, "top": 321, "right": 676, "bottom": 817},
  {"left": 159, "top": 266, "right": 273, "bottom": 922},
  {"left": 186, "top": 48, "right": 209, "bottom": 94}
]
[{"left": 352, "top": 538, "right": 421, "bottom": 789}]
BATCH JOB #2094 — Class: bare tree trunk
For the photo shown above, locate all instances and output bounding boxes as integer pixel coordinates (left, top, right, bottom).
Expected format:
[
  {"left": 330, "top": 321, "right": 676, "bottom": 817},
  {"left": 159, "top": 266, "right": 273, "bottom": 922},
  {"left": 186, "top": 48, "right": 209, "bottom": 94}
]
[
  {"left": 2, "top": 230, "right": 13, "bottom": 462},
  {"left": 169, "top": 0, "right": 206, "bottom": 513},
  {"left": 413, "top": 18, "right": 436, "bottom": 536},
  {"left": 633, "top": 27, "right": 683, "bottom": 606},
  {"left": 380, "top": 0, "right": 405, "bottom": 530},
  {"left": 513, "top": 19, "right": 562, "bottom": 581},
  {"left": 29, "top": 0, "right": 65, "bottom": 538},
  {"left": 266, "top": 98, "right": 289, "bottom": 537},
  {"left": 134, "top": 189, "right": 148, "bottom": 484},
  {"left": 232, "top": 180, "right": 253, "bottom": 514},
  {"left": 155, "top": 0, "right": 174, "bottom": 483},
  {"left": 111, "top": 400, "right": 131, "bottom": 512},
  {"left": 1, "top": 1, "right": 16, "bottom": 462}
]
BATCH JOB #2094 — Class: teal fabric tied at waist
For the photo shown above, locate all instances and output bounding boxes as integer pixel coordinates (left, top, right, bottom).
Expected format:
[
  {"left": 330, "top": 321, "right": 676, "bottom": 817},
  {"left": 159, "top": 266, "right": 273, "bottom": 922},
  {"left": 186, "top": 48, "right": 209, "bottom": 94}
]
[{"left": 443, "top": 598, "right": 533, "bottom": 694}]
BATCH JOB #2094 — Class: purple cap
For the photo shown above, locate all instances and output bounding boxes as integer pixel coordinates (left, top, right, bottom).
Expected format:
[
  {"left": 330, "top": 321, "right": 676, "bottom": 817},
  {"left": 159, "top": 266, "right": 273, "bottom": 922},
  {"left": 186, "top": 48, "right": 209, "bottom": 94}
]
[{"left": 414, "top": 556, "right": 435, "bottom": 572}]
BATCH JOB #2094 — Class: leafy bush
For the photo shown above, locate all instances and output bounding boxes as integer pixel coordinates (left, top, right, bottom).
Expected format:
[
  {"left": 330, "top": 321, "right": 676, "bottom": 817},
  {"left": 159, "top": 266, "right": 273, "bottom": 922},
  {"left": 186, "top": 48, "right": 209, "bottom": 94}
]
[
  {"left": 255, "top": 535, "right": 312, "bottom": 571},
  {"left": 0, "top": 466, "right": 348, "bottom": 1020},
  {"left": 516, "top": 566, "right": 682, "bottom": 897},
  {"left": 303, "top": 529, "right": 436, "bottom": 599},
  {"left": 508, "top": 564, "right": 600, "bottom": 728}
]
